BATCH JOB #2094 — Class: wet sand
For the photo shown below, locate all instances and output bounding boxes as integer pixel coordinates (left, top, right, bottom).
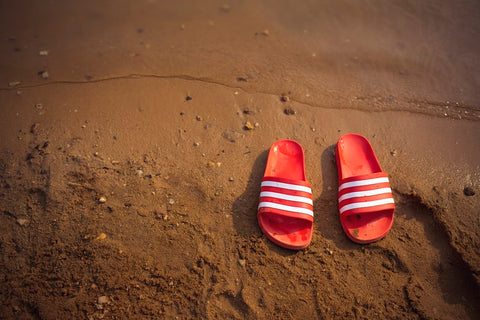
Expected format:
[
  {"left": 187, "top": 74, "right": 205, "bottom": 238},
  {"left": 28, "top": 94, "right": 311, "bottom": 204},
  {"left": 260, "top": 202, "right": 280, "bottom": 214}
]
[{"left": 1, "top": 0, "right": 479, "bottom": 319}]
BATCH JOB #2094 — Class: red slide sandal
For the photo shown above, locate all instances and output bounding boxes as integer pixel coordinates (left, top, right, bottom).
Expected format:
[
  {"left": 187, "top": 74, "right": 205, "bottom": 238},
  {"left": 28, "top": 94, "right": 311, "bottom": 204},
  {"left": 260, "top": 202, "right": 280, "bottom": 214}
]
[
  {"left": 335, "top": 134, "right": 395, "bottom": 244},
  {"left": 257, "top": 140, "right": 314, "bottom": 250}
]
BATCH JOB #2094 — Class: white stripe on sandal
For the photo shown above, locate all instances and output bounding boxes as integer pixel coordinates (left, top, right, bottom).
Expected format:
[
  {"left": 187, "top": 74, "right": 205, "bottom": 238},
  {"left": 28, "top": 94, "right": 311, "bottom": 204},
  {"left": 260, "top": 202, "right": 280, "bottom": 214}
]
[
  {"left": 261, "top": 181, "right": 312, "bottom": 194},
  {"left": 258, "top": 201, "right": 314, "bottom": 217},
  {"left": 338, "top": 177, "right": 389, "bottom": 191}
]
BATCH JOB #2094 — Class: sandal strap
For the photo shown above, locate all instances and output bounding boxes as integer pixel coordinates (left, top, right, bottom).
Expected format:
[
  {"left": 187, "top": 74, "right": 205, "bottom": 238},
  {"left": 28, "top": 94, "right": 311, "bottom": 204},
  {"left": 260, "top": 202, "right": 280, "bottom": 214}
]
[
  {"left": 259, "top": 177, "right": 313, "bottom": 218},
  {"left": 338, "top": 172, "right": 394, "bottom": 215}
]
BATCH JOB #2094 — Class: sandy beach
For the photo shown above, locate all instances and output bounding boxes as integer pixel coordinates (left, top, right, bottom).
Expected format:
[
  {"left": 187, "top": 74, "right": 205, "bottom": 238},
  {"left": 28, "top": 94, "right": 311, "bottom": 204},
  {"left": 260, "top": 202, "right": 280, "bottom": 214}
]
[{"left": 1, "top": 0, "right": 479, "bottom": 318}]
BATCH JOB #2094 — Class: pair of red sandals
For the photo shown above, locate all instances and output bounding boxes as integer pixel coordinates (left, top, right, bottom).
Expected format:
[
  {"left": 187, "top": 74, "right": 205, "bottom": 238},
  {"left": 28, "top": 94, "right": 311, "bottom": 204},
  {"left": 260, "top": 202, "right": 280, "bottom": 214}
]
[{"left": 258, "top": 134, "right": 395, "bottom": 249}]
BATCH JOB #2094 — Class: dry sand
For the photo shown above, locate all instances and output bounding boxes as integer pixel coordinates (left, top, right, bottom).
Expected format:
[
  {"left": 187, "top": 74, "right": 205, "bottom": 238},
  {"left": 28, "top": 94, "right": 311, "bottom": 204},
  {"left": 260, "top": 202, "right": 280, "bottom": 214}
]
[{"left": 1, "top": 0, "right": 479, "bottom": 319}]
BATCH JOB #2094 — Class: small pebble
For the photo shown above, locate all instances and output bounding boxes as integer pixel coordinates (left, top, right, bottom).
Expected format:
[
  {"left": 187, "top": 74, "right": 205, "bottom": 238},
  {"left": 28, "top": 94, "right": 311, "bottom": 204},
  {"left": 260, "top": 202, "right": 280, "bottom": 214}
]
[
  {"left": 39, "top": 71, "right": 49, "bottom": 79},
  {"left": 238, "top": 259, "right": 246, "bottom": 266},
  {"left": 9, "top": 81, "right": 21, "bottom": 87},
  {"left": 463, "top": 187, "right": 475, "bottom": 196},
  {"left": 95, "top": 233, "right": 107, "bottom": 240},
  {"left": 16, "top": 218, "right": 29, "bottom": 226},
  {"left": 280, "top": 94, "right": 290, "bottom": 102},
  {"left": 244, "top": 121, "right": 254, "bottom": 130},
  {"left": 30, "top": 123, "right": 40, "bottom": 134},
  {"left": 390, "top": 149, "right": 398, "bottom": 157},
  {"left": 39, "top": 50, "right": 49, "bottom": 56},
  {"left": 284, "top": 107, "right": 296, "bottom": 115},
  {"left": 195, "top": 115, "right": 202, "bottom": 121},
  {"left": 98, "top": 196, "right": 107, "bottom": 203},
  {"left": 169, "top": 198, "right": 175, "bottom": 205},
  {"left": 228, "top": 177, "right": 234, "bottom": 182},
  {"left": 193, "top": 142, "right": 200, "bottom": 147},
  {"left": 185, "top": 95, "right": 192, "bottom": 101},
  {"left": 97, "top": 296, "right": 108, "bottom": 304}
]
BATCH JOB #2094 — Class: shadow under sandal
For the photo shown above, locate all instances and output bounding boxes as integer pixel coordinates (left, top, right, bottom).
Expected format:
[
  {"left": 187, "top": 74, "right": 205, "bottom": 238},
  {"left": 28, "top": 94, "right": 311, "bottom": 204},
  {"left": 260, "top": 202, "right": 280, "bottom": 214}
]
[
  {"left": 335, "top": 133, "right": 395, "bottom": 244},
  {"left": 257, "top": 140, "right": 313, "bottom": 250}
]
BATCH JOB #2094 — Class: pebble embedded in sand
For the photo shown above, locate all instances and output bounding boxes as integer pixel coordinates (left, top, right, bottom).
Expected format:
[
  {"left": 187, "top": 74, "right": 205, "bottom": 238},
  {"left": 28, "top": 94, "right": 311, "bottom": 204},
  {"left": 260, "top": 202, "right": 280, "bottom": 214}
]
[
  {"left": 95, "top": 233, "right": 107, "bottom": 240},
  {"left": 463, "top": 187, "right": 475, "bottom": 196},
  {"left": 238, "top": 259, "right": 246, "bottom": 267},
  {"left": 280, "top": 94, "right": 290, "bottom": 102},
  {"left": 390, "top": 149, "right": 398, "bottom": 156},
  {"left": 39, "top": 71, "right": 49, "bottom": 79},
  {"left": 98, "top": 196, "right": 107, "bottom": 203},
  {"left": 284, "top": 107, "right": 296, "bottom": 115},
  {"left": 244, "top": 121, "right": 254, "bottom": 130},
  {"left": 16, "top": 218, "right": 29, "bottom": 226},
  {"left": 97, "top": 296, "right": 108, "bottom": 304},
  {"left": 30, "top": 123, "right": 40, "bottom": 134},
  {"left": 8, "top": 81, "right": 21, "bottom": 87}
]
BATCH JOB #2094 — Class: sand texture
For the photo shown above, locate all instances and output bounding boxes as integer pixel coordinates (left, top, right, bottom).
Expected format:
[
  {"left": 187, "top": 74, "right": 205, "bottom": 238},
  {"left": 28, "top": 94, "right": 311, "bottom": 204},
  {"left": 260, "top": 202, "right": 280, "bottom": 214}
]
[{"left": 1, "top": 0, "right": 479, "bottom": 319}]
